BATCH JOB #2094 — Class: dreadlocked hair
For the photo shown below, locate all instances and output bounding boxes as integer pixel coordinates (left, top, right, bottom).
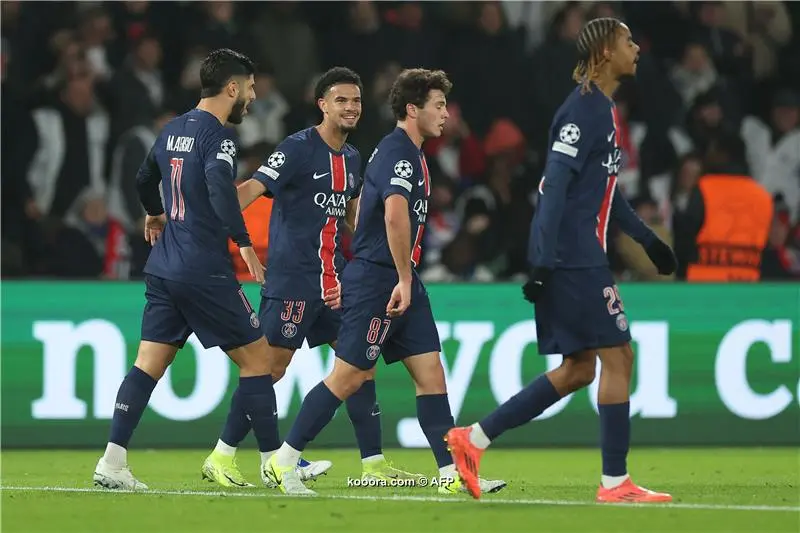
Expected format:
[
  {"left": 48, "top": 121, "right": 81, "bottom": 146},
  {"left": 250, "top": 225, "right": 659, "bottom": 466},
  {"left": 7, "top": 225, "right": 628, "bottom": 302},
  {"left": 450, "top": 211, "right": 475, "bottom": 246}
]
[{"left": 572, "top": 17, "right": 623, "bottom": 94}]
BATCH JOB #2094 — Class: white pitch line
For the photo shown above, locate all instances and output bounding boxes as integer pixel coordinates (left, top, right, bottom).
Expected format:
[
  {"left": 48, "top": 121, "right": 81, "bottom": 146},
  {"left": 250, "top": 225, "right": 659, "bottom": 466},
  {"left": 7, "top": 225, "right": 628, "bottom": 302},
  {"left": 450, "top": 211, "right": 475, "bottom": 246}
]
[{"left": 1, "top": 486, "right": 798, "bottom": 513}]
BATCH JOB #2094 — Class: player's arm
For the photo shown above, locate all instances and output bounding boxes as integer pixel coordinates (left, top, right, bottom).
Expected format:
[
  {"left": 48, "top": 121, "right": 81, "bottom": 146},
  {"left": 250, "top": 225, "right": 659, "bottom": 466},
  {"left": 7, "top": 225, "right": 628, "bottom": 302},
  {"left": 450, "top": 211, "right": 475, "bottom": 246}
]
[
  {"left": 528, "top": 159, "right": 575, "bottom": 270},
  {"left": 384, "top": 194, "right": 412, "bottom": 281},
  {"left": 345, "top": 198, "right": 359, "bottom": 232},
  {"left": 237, "top": 178, "right": 266, "bottom": 210},
  {"left": 135, "top": 144, "right": 165, "bottom": 216},
  {"left": 610, "top": 189, "right": 656, "bottom": 246},
  {"left": 205, "top": 158, "right": 252, "bottom": 248},
  {"left": 244, "top": 142, "right": 305, "bottom": 210}
]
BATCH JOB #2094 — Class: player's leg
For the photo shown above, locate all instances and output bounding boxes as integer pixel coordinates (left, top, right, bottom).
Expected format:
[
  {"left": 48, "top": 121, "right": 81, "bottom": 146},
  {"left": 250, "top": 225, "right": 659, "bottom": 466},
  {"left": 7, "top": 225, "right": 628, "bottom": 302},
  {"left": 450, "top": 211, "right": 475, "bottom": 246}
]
[
  {"left": 263, "top": 298, "right": 382, "bottom": 495},
  {"left": 388, "top": 297, "right": 507, "bottom": 495},
  {"left": 446, "top": 350, "right": 596, "bottom": 498},
  {"left": 263, "top": 356, "right": 372, "bottom": 495},
  {"left": 595, "top": 344, "right": 672, "bottom": 503},
  {"left": 94, "top": 275, "right": 188, "bottom": 490}
]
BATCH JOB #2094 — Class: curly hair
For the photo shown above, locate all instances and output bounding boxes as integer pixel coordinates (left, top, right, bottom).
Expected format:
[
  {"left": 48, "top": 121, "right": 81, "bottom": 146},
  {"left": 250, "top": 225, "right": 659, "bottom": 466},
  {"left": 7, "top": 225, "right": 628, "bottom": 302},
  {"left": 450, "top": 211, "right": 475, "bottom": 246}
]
[
  {"left": 572, "top": 17, "right": 624, "bottom": 93},
  {"left": 389, "top": 68, "right": 452, "bottom": 120}
]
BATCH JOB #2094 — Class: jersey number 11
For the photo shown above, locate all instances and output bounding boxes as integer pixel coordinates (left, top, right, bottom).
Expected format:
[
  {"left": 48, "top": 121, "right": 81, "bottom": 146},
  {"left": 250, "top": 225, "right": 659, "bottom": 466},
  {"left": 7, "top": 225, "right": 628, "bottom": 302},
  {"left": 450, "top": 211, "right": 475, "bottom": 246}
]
[{"left": 169, "top": 157, "right": 186, "bottom": 221}]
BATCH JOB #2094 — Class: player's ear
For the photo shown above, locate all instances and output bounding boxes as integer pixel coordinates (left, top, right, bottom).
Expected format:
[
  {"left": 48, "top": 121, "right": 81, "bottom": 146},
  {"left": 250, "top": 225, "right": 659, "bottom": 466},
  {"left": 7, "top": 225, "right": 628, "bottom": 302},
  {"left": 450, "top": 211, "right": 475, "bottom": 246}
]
[
  {"left": 226, "top": 78, "right": 238, "bottom": 98},
  {"left": 406, "top": 102, "right": 418, "bottom": 120},
  {"left": 317, "top": 97, "right": 327, "bottom": 115}
]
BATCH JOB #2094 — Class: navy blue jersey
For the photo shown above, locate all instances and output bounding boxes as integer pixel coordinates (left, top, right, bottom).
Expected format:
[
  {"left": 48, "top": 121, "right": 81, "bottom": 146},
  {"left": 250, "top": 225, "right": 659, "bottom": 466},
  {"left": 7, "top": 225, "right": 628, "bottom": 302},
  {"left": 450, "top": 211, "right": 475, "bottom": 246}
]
[
  {"left": 252, "top": 127, "right": 362, "bottom": 300},
  {"left": 529, "top": 84, "right": 653, "bottom": 270},
  {"left": 137, "top": 108, "right": 251, "bottom": 285},
  {"left": 350, "top": 127, "right": 431, "bottom": 269}
]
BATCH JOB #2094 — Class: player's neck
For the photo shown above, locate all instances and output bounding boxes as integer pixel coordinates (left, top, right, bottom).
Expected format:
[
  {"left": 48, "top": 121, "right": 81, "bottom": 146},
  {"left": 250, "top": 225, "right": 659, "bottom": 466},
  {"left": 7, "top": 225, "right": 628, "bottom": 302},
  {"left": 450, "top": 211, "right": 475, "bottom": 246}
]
[
  {"left": 315, "top": 123, "right": 348, "bottom": 151},
  {"left": 594, "top": 72, "right": 620, "bottom": 101},
  {"left": 196, "top": 99, "right": 230, "bottom": 126},
  {"left": 397, "top": 121, "right": 424, "bottom": 149}
]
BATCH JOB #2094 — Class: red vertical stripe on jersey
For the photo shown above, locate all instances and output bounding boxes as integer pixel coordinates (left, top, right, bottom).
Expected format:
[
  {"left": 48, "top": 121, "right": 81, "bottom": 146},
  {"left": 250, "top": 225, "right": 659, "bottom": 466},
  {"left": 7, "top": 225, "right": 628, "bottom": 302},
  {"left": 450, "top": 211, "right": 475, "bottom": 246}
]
[
  {"left": 411, "top": 156, "right": 431, "bottom": 267},
  {"left": 611, "top": 105, "right": 621, "bottom": 147},
  {"left": 596, "top": 176, "right": 617, "bottom": 252},
  {"left": 318, "top": 153, "right": 346, "bottom": 298}
]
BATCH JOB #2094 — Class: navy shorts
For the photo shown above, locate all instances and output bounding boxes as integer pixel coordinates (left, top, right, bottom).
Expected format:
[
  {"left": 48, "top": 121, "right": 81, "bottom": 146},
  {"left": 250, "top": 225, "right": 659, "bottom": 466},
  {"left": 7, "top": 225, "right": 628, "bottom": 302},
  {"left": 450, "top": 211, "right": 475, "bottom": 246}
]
[
  {"left": 140, "top": 274, "right": 262, "bottom": 351},
  {"left": 335, "top": 260, "right": 441, "bottom": 370},
  {"left": 259, "top": 296, "right": 340, "bottom": 350},
  {"left": 534, "top": 266, "right": 631, "bottom": 356}
]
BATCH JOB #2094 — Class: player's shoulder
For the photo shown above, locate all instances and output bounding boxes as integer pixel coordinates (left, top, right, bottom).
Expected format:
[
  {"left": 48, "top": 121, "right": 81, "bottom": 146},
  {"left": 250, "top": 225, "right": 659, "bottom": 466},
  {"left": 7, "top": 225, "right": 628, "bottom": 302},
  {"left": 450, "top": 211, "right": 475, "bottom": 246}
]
[
  {"left": 373, "top": 128, "right": 418, "bottom": 163},
  {"left": 276, "top": 127, "right": 315, "bottom": 155},
  {"left": 556, "top": 85, "right": 610, "bottom": 122}
]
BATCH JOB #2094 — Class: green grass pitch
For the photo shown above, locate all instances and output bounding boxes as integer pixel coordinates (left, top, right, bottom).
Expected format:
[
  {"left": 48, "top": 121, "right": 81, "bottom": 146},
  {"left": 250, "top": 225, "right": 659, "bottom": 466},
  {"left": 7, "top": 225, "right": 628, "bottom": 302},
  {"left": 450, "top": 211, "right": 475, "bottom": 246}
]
[{"left": 2, "top": 448, "right": 798, "bottom": 532}]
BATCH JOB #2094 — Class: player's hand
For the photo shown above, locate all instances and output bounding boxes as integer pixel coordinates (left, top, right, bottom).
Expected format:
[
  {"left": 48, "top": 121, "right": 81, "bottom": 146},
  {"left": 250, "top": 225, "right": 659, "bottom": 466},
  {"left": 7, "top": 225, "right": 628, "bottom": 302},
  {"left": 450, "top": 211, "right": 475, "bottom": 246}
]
[
  {"left": 522, "top": 267, "right": 553, "bottom": 303},
  {"left": 144, "top": 214, "right": 167, "bottom": 245},
  {"left": 386, "top": 278, "right": 411, "bottom": 318},
  {"left": 239, "top": 246, "right": 266, "bottom": 283},
  {"left": 324, "top": 282, "right": 342, "bottom": 310},
  {"left": 644, "top": 238, "right": 678, "bottom": 275}
]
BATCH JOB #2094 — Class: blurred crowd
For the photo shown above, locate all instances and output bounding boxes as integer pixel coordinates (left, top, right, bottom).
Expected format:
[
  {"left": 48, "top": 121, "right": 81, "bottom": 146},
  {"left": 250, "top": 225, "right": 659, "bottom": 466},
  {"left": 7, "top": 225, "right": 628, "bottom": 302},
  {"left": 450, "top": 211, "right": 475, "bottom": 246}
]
[{"left": 2, "top": 1, "right": 799, "bottom": 282}]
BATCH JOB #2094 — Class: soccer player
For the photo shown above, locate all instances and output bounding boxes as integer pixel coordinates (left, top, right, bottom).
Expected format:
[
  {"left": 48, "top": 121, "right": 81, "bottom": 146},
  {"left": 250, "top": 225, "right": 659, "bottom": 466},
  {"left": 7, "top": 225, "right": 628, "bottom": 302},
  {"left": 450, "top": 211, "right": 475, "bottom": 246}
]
[
  {"left": 261, "top": 68, "right": 506, "bottom": 496},
  {"left": 92, "top": 49, "right": 281, "bottom": 490},
  {"left": 201, "top": 67, "right": 424, "bottom": 487},
  {"left": 445, "top": 18, "right": 677, "bottom": 502}
]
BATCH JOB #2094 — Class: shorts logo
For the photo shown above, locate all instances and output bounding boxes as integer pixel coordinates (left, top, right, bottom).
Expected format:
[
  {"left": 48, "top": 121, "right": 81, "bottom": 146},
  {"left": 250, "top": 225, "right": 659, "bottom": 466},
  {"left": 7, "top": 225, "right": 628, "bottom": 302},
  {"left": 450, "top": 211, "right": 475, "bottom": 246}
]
[
  {"left": 281, "top": 322, "right": 298, "bottom": 338},
  {"left": 250, "top": 312, "right": 260, "bottom": 329},
  {"left": 366, "top": 345, "right": 380, "bottom": 360},
  {"left": 616, "top": 313, "right": 629, "bottom": 332}
]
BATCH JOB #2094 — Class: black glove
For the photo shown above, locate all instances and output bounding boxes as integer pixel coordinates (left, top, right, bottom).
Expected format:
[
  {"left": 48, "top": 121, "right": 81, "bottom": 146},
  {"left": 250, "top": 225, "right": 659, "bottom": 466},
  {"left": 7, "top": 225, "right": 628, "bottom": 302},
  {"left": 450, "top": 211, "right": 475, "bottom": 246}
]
[
  {"left": 522, "top": 267, "right": 553, "bottom": 303},
  {"left": 645, "top": 238, "right": 678, "bottom": 275}
]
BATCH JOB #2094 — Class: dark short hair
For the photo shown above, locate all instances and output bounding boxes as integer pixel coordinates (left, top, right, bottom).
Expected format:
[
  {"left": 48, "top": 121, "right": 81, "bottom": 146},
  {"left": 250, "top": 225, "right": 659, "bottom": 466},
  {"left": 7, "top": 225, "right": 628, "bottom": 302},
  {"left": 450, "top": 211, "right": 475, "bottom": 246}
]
[
  {"left": 389, "top": 68, "right": 452, "bottom": 120},
  {"left": 199, "top": 48, "right": 255, "bottom": 98},
  {"left": 314, "top": 67, "right": 363, "bottom": 101}
]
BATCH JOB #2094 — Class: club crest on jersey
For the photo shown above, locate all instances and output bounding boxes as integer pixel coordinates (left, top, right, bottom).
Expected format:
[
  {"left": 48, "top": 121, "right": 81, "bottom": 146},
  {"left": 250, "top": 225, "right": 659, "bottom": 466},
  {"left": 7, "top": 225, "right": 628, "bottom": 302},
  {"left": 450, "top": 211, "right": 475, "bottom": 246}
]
[
  {"left": 394, "top": 160, "right": 413, "bottom": 178},
  {"left": 616, "top": 313, "right": 629, "bottom": 332},
  {"left": 249, "top": 312, "right": 260, "bottom": 329},
  {"left": 281, "top": 322, "right": 297, "bottom": 338},
  {"left": 267, "top": 151, "right": 286, "bottom": 168},
  {"left": 366, "top": 345, "right": 381, "bottom": 361},
  {"left": 314, "top": 192, "right": 347, "bottom": 217},
  {"left": 559, "top": 123, "right": 581, "bottom": 145}
]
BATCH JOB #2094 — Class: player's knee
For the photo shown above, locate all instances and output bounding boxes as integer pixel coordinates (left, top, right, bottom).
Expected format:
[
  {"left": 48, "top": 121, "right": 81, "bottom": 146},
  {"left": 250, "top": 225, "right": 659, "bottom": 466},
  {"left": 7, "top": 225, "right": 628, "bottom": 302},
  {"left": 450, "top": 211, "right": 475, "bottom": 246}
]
[
  {"left": 271, "top": 367, "right": 287, "bottom": 383},
  {"left": 268, "top": 349, "right": 294, "bottom": 383},
  {"left": 562, "top": 356, "right": 596, "bottom": 390},
  {"left": 228, "top": 338, "right": 273, "bottom": 376},
  {"left": 404, "top": 352, "right": 447, "bottom": 395},
  {"left": 134, "top": 341, "right": 177, "bottom": 380},
  {"left": 326, "top": 358, "right": 370, "bottom": 399}
]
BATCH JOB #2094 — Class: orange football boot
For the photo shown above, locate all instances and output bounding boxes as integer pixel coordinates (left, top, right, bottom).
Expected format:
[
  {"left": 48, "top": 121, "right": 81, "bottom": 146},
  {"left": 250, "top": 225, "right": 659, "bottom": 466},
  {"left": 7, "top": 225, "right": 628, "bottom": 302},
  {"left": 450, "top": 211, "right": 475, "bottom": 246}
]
[
  {"left": 596, "top": 478, "right": 673, "bottom": 503},
  {"left": 444, "top": 427, "right": 483, "bottom": 499}
]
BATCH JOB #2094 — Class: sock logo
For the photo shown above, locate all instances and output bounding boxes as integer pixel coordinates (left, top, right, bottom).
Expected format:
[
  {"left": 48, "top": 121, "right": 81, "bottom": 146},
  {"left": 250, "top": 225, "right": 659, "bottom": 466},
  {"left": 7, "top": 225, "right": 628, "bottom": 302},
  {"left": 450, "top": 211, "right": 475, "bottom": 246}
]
[
  {"left": 371, "top": 404, "right": 381, "bottom": 417},
  {"left": 114, "top": 403, "right": 129, "bottom": 412}
]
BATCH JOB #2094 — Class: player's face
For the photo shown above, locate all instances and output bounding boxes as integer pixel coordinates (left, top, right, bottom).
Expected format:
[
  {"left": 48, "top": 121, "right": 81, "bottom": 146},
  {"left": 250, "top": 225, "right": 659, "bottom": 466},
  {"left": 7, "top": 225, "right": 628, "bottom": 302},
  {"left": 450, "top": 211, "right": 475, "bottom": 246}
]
[
  {"left": 610, "top": 25, "right": 640, "bottom": 79},
  {"left": 416, "top": 90, "right": 449, "bottom": 139},
  {"left": 228, "top": 75, "right": 256, "bottom": 125},
  {"left": 320, "top": 83, "right": 362, "bottom": 133}
]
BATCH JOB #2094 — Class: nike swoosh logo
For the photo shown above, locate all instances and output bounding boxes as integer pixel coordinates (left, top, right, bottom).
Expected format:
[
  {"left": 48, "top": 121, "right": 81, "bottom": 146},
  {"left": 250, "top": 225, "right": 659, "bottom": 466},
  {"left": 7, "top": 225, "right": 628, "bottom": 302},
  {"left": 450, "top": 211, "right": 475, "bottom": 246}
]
[
  {"left": 313, "top": 172, "right": 329, "bottom": 180},
  {"left": 418, "top": 179, "right": 424, "bottom": 186},
  {"left": 607, "top": 132, "right": 615, "bottom": 142}
]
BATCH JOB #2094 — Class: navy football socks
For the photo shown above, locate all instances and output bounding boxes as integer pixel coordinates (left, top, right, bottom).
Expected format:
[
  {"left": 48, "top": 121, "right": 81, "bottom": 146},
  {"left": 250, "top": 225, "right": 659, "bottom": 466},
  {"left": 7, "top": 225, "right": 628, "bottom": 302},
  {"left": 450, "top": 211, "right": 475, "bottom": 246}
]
[
  {"left": 219, "top": 387, "right": 251, "bottom": 448},
  {"left": 285, "top": 381, "right": 342, "bottom": 452},
  {"left": 238, "top": 375, "right": 281, "bottom": 453},
  {"left": 109, "top": 366, "right": 158, "bottom": 448},
  {"left": 417, "top": 394, "right": 455, "bottom": 468},
  {"left": 345, "top": 379, "right": 383, "bottom": 459},
  {"left": 479, "top": 374, "right": 562, "bottom": 440},
  {"left": 599, "top": 401, "right": 630, "bottom": 476}
]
